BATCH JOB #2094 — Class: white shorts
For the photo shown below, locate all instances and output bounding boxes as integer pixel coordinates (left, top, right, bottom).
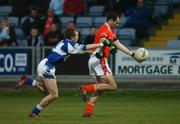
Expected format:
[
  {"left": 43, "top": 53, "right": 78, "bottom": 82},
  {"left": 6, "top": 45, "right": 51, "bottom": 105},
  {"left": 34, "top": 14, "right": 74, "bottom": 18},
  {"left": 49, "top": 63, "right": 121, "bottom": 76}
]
[
  {"left": 88, "top": 55, "right": 112, "bottom": 76},
  {"left": 37, "top": 58, "right": 56, "bottom": 79}
]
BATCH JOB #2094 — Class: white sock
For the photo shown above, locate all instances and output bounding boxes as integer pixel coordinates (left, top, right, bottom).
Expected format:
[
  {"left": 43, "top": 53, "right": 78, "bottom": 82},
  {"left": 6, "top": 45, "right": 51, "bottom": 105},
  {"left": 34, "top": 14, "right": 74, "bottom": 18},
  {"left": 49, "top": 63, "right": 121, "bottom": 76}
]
[
  {"left": 32, "top": 80, "right": 37, "bottom": 86},
  {"left": 37, "top": 104, "right": 43, "bottom": 110}
]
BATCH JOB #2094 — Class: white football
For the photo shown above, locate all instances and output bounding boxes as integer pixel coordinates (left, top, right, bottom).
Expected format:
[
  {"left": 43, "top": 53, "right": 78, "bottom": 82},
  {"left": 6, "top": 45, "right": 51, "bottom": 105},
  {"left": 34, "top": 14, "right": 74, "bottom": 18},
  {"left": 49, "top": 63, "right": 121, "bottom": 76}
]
[{"left": 134, "top": 48, "right": 149, "bottom": 61}]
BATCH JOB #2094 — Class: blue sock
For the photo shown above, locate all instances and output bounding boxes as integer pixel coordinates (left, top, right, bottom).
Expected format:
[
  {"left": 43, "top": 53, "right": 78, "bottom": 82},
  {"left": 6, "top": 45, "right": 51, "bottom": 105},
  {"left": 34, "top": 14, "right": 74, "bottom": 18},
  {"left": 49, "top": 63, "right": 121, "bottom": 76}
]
[
  {"left": 26, "top": 78, "right": 37, "bottom": 86},
  {"left": 32, "top": 105, "right": 42, "bottom": 114}
]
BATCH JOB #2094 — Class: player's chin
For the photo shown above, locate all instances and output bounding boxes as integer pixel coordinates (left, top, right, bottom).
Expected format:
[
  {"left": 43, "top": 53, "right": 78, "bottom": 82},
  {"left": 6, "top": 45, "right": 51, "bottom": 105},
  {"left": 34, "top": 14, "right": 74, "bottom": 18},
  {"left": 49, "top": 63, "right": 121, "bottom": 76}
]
[
  {"left": 115, "top": 24, "right": 119, "bottom": 28},
  {"left": 111, "top": 25, "right": 116, "bottom": 28}
]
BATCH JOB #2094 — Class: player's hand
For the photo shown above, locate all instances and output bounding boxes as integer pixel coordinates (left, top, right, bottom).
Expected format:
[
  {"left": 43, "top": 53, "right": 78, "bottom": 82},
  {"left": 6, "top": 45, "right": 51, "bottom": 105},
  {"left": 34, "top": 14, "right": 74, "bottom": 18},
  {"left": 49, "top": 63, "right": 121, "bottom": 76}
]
[
  {"left": 99, "top": 43, "right": 104, "bottom": 47},
  {"left": 103, "top": 39, "right": 111, "bottom": 46},
  {"left": 95, "top": 52, "right": 104, "bottom": 59},
  {"left": 131, "top": 53, "right": 143, "bottom": 63},
  {"left": 110, "top": 45, "right": 117, "bottom": 54},
  {"left": 102, "top": 39, "right": 117, "bottom": 54}
]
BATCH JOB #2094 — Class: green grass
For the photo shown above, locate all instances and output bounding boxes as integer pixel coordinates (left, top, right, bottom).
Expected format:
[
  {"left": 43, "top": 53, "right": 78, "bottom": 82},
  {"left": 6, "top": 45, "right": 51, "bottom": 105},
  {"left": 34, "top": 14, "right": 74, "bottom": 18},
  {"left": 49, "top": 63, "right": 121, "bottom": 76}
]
[{"left": 0, "top": 90, "right": 180, "bottom": 124}]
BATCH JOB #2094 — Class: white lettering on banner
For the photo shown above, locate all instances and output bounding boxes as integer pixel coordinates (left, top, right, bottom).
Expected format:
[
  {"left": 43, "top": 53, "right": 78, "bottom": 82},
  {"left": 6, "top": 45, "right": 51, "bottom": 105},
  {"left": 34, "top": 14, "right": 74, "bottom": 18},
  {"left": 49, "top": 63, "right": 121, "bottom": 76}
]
[
  {"left": 115, "top": 49, "right": 180, "bottom": 76},
  {"left": 4, "top": 54, "right": 13, "bottom": 72},
  {"left": 0, "top": 54, "right": 14, "bottom": 72},
  {"left": 15, "top": 53, "right": 27, "bottom": 66},
  {"left": 0, "top": 54, "right": 4, "bottom": 72}
]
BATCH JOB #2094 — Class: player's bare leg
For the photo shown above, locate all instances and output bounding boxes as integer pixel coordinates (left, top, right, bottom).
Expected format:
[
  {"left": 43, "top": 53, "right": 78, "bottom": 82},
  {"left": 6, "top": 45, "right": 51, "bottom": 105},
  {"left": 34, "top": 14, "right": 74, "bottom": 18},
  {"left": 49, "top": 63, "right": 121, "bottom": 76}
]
[
  {"left": 29, "top": 78, "right": 58, "bottom": 118},
  {"left": 35, "top": 78, "right": 48, "bottom": 94},
  {"left": 80, "top": 76, "right": 104, "bottom": 102},
  {"left": 82, "top": 75, "right": 117, "bottom": 117},
  {"left": 80, "top": 75, "right": 117, "bottom": 101},
  {"left": 96, "top": 75, "right": 117, "bottom": 91},
  {"left": 38, "top": 78, "right": 58, "bottom": 108}
]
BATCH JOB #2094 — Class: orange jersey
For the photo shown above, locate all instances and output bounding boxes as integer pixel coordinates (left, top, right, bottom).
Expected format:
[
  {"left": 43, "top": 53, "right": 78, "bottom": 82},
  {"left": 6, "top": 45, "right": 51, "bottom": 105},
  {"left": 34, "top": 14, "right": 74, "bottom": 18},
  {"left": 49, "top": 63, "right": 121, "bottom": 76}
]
[{"left": 94, "top": 23, "right": 117, "bottom": 58}]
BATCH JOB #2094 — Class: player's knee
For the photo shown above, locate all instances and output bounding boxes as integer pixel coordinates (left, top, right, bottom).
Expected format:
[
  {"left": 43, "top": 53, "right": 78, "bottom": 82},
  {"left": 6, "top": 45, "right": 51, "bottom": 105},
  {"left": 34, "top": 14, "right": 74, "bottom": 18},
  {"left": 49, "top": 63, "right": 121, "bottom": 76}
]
[
  {"left": 108, "top": 80, "right": 117, "bottom": 90},
  {"left": 53, "top": 93, "right": 59, "bottom": 99},
  {"left": 112, "top": 86, "right": 117, "bottom": 90},
  {"left": 111, "top": 84, "right": 117, "bottom": 90},
  {"left": 50, "top": 93, "right": 59, "bottom": 100}
]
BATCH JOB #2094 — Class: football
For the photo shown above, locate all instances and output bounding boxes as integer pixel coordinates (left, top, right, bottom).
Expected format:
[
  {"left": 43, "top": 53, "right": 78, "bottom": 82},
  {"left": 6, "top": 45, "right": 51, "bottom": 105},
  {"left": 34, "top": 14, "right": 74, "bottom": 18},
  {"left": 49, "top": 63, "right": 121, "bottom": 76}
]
[{"left": 134, "top": 48, "right": 149, "bottom": 61}]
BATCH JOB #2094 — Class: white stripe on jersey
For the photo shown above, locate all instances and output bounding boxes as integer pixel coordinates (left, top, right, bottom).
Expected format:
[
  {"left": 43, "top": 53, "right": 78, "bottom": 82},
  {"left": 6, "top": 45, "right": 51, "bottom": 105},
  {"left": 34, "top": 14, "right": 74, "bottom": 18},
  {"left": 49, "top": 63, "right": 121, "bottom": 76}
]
[
  {"left": 52, "top": 42, "right": 67, "bottom": 56},
  {"left": 68, "top": 43, "right": 85, "bottom": 54}
]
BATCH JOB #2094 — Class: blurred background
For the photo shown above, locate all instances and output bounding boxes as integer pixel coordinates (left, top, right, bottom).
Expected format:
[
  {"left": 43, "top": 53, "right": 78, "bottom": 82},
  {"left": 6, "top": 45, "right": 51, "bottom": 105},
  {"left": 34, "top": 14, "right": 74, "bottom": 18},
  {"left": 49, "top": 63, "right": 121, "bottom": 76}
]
[{"left": 0, "top": 0, "right": 180, "bottom": 90}]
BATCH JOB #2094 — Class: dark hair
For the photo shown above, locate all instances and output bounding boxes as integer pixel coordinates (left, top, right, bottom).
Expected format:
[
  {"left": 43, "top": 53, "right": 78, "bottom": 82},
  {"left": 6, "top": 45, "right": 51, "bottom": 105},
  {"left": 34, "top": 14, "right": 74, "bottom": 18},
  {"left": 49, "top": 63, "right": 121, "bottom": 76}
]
[
  {"left": 68, "top": 20, "right": 75, "bottom": 24},
  {"left": 106, "top": 12, "right": 119, "bottom": 21},
  {"left": 30, "top": 24, "right": 39, "bottom": 30},
  {"left": 29, "top": 6, "right": 38, "bottom": 12},
  {"left": 64, "top": 28, "right": 76, "bottom": 39}
]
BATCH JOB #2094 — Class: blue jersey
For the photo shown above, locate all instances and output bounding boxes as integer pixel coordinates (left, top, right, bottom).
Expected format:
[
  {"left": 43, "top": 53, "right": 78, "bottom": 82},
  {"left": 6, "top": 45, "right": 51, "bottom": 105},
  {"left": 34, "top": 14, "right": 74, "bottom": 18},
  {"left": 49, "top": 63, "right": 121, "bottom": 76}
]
[{"left": 46, "top": 39, "right": 87, "bottom": 65}]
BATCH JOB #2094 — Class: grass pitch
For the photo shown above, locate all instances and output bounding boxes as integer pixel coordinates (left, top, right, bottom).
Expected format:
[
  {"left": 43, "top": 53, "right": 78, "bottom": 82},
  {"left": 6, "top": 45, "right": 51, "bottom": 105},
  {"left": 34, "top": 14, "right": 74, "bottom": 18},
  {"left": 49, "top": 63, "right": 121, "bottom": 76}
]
[{"left": 0, "top": 90, "right": 180, "bottom": 124}]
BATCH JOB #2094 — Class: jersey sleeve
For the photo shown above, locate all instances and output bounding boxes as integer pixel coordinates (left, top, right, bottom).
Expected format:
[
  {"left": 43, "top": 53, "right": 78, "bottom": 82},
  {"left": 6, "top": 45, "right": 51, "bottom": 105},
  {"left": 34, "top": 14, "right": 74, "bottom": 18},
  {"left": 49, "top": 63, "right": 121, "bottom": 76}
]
[
  {"left": 111, "top": 30, "right": 117, "bottom": 42},
  {"left": 68, "top": 42, "right": 87, "bottom": 54}
]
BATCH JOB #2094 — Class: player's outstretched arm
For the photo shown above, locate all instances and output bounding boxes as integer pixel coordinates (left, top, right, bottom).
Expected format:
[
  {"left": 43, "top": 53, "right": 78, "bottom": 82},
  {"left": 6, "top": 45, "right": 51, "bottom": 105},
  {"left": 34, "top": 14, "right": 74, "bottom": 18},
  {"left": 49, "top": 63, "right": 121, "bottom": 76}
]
[
  {"left": 86, "top": 43, "right": 103, "bottom": 50},
  {"left": 113, "top": 39, "right": 142, "bottom": 63},
  {"left": 113, "top": 39, "right": 134, "bottom": 56}
]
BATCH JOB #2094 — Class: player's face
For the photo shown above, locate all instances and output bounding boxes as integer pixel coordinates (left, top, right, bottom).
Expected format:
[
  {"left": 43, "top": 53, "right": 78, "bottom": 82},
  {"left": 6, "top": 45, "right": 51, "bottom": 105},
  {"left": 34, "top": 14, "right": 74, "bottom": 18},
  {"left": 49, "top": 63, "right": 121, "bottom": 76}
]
[
  {"left": 73, "top": 31, "right": 79, "bottom": 42},
  {"left": 112, "top": 17, "right": 120, "bottom": 28}
]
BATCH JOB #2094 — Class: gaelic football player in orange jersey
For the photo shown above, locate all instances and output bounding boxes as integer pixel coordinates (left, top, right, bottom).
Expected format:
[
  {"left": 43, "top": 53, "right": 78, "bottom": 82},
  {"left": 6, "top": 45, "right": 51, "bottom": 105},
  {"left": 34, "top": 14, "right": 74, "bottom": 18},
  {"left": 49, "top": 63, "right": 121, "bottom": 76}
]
[{"left": 80, "top": 12, "right": 140, "bottom": 117}]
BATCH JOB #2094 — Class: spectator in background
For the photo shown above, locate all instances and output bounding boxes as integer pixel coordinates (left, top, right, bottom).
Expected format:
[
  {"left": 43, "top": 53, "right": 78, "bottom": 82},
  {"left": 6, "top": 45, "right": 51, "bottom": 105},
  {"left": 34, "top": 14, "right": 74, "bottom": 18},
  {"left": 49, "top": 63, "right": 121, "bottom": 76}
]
[
  {"left": 0, "top": 17, "right": 18, "bottom": 46},
  {"left": 123, "top": 0, "right": 150, "bottom": 41},
  {"left": 27, "top": 26, "right": 43, "bottom": 71},
  {"left": 44, "top": 24, "right": 62, "bottom": 46},
  {"left": 66, "top": 21, "right": 76, "bottom": 30},
  {"left": 49, "top": 0, "right": 65, "bottom": 16},
  {"left": 84, "top": 26, "right": 97, "bottom": 44},
  {"left": 63, "top": 0, "right": 85, "bottom": 17},
  {"left": 22, "top": 7, "right": 43, "bottom": 37},
  {"left": 0, "top": 18, "right": 10, "bottom": 46},
  {"left": 27, "top": 27, "right": 43, "bottom": 46},
  {"left": 43, "top": 8, "right": 61, "bottom": 37}
]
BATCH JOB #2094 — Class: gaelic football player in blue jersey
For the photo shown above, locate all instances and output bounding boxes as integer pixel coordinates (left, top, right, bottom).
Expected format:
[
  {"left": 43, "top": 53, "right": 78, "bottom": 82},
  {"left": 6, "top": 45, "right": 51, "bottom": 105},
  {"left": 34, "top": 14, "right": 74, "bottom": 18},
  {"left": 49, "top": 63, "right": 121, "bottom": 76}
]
[{"left": 15, "top": 28, "right": 104, "bottom": 118}]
